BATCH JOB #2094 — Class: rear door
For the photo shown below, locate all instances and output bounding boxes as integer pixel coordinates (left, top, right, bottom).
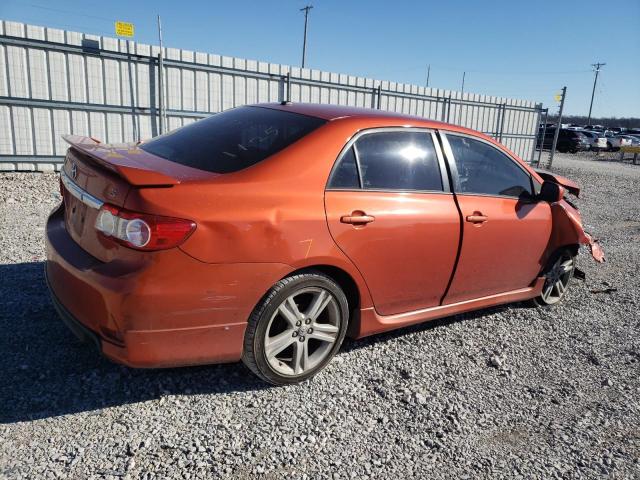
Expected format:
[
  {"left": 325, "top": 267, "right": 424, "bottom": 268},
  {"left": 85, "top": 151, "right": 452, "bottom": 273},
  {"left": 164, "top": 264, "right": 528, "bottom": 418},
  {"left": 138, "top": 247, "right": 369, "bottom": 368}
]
[
  {"left": 324, "top": 128, "right": 460, "bottom": 316},
  {"left": 440, "top": 133, "right": 551, "bottom": 304}
]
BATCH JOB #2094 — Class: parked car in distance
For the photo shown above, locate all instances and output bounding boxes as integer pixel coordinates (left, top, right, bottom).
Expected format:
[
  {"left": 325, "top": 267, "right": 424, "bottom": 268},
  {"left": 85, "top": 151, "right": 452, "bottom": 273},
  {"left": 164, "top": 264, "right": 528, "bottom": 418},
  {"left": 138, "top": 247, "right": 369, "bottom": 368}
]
[
  {"left": 46, "top": 103, "right": 604, "bottom": 385},
  {"left": 579, "top": 130, "right": 608, "bottom": 150},
  {"left": 620, "top": 135, "right": 640, "bottom": 146},
  {"left": 538, "top": 128, "right": 590, "bottom": 153},
  {"left": 604, "top": 131, "right": 633, "bottom": 151},
  {"left": 609, "top": 127, "right": 627, "bottom": 134}
]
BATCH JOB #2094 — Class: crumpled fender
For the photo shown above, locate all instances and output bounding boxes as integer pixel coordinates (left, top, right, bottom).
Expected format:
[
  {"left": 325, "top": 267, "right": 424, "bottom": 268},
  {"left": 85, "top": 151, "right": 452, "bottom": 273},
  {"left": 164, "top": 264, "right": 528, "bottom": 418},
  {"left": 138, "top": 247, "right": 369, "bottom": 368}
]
[
  {"left": 535, "top": 170, "right": 581, "bottom": 197},
  {"left": 551, "top": 199, "right": 605, "bottom": 263}
]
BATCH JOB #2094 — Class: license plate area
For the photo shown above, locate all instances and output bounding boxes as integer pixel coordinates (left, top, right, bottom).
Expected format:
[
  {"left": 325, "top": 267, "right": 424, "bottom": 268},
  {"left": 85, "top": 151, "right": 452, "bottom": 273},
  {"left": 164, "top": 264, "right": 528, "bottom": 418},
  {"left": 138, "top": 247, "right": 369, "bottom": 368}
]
[{"left": 64, "top": 194, "right": 89, "bottom": 238}]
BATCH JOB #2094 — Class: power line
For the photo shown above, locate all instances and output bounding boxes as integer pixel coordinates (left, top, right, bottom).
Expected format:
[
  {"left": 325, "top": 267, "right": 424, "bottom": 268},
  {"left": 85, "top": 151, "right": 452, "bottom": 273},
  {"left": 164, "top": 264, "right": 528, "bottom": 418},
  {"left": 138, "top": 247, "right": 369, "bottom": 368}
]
[{"left": 27, "top": 3, "right": 114, "bottom": 22}]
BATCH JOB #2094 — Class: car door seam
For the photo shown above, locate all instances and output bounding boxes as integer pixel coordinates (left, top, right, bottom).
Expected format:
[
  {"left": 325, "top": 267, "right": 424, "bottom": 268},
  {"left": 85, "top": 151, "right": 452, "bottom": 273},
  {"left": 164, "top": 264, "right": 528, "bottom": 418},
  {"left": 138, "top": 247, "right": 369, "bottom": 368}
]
[{"left": 435, "top": 130, "right": 465, "bottom": 306}]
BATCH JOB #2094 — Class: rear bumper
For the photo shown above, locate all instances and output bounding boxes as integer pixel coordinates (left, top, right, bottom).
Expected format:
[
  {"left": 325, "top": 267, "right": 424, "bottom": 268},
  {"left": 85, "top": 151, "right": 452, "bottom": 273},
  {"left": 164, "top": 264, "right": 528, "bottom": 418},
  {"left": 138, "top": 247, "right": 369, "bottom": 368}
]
[
  {"left": 45, "top": 204, "right": 291, "bottom": 368},
  {"left": 47, "top": 271, "right": 247, "bottom": 367},
  {"left": 47, "top": 278, "right": 101, "bottom": 352}
]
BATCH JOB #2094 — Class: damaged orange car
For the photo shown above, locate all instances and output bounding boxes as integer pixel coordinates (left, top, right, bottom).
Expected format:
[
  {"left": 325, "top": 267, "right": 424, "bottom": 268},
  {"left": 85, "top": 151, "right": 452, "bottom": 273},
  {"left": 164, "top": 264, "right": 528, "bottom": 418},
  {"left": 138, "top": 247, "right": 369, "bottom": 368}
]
[{"left": 46, "top": 103, "right": 604, "bottom": 384}]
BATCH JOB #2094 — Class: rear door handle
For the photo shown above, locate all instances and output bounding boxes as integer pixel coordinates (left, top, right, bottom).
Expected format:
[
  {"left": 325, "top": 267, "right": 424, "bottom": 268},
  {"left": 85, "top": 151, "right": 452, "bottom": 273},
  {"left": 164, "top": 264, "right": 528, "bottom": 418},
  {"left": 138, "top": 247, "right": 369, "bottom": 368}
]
[
  {"left": 341, "top": 213, "right": 375, "bottom": 225},
  {"left": 466, "top": 214, "right": 488, "bottom": 223}
]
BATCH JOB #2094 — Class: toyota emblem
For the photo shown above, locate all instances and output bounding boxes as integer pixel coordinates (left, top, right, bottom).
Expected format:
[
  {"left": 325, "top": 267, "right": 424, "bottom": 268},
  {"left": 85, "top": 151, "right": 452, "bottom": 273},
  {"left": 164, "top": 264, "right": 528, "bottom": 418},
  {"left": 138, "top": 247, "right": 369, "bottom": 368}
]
[{"left": 71, "top": 162, "right": 77, "bottom": 179}]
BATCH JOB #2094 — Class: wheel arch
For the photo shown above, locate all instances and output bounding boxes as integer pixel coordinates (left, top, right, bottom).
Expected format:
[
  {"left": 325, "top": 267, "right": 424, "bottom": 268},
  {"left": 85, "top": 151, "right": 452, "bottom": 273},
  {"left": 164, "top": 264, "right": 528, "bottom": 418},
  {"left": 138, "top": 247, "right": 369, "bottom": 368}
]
[{"left": 281, "top": 264, "right": 363, "bottom": 337}]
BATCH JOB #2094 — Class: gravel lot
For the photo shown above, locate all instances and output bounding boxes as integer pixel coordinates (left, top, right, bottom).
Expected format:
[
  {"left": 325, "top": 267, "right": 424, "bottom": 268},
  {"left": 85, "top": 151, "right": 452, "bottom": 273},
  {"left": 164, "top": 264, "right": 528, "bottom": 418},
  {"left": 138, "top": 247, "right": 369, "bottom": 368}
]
[{"left": 1, "top": 153, "right": 639, "bottom": 479}]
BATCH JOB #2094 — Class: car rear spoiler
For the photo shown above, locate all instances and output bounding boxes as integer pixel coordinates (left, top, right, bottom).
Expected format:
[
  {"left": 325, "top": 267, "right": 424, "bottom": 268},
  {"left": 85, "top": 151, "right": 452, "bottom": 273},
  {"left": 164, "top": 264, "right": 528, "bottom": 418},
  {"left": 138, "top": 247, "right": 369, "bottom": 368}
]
[
  {"left": 534, "top": 169, "right": 580, "bottom": 197},
  {"left": 62, "top": 135, "right": 180, "bottom": 186}
]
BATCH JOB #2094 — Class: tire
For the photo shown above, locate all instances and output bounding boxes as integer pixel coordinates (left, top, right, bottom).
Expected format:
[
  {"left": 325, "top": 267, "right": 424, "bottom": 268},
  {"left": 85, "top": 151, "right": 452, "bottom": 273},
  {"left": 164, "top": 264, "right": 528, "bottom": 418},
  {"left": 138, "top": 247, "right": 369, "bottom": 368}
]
[
  {"left": 242, "top": 271, "right": 349, "bottom": 385},
  {"left": 532, "top": 249, "right": 576, "bottom": 307}
]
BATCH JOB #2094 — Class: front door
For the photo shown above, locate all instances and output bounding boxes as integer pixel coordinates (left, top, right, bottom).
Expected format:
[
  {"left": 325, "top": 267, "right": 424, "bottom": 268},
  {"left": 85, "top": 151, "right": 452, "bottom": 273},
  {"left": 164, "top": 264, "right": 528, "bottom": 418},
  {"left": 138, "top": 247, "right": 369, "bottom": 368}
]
[
  {"left": 441, "top": 133, "right": 552, "bottom": 304},
  {"left": 324, "top": 129, "right": 460, "bottom": 316}
]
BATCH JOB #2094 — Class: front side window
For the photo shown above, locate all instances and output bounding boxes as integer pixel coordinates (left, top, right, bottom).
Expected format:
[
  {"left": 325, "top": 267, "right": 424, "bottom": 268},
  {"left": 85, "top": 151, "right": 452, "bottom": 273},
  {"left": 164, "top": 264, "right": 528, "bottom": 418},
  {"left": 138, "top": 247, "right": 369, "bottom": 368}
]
[
  {"left": 354, "top": 131, "right": 442, "bottom": 191},
  {"left": 141, "top": 106, "right": 326, "bottom": 174},
  {"left": 446, "top": 134, "right": 532, "bottom": 198}
]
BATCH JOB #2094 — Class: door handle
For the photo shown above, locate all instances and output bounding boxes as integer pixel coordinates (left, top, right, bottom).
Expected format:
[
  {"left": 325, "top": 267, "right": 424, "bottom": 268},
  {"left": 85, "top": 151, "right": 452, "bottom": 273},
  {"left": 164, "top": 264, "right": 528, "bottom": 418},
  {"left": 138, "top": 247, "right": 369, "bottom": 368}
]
[
  {"left": 466, "top": 213, "right": 488, "bottom": 223},
  {"left": 340, "top": 213, "right": 375, "bottom": 225}
]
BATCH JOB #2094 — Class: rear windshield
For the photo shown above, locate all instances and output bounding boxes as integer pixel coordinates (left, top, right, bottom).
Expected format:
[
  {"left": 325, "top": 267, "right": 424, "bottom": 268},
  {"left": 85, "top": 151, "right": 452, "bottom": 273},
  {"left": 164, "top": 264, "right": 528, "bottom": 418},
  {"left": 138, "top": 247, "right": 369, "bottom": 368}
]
[{"left": 140, "top": 106, "right": 326, "bottom": 173}]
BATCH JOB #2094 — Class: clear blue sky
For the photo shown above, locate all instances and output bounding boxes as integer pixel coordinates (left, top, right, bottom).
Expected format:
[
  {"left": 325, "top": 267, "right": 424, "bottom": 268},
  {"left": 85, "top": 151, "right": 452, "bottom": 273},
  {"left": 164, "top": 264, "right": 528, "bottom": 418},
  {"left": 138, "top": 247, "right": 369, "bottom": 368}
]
[{"left": 2, "top": 0, "right": 639, "bottom": 117}]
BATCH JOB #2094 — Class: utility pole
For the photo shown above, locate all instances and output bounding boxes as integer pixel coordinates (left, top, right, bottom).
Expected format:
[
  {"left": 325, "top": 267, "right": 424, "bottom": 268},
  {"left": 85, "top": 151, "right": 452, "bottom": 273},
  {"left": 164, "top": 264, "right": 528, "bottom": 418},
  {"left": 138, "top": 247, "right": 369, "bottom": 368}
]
[
  {"left": 548, "top": 86, "right": 567, "bottom": 169},
  {"left": 157, "top": 15, "right": 165, "bottom": 135},
  {"left": 300, "top": 5, "right": 313, "bottom": 68},
  {"left": 426, "top": 64, "right": 431, "bottom": 88},
  {"left": 460, "top": 71, "right": 466, "bottom": 95},
  {"left": 587, "top": 62, "right": 605, "bottom": 125}
]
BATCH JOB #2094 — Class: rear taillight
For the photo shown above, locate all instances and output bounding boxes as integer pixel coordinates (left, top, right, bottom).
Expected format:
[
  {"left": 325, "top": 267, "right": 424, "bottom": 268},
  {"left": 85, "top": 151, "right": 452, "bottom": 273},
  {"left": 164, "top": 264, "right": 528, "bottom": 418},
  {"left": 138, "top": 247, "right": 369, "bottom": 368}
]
[{"left": 95, "top": 204, "right": 196, "bottom": 251}]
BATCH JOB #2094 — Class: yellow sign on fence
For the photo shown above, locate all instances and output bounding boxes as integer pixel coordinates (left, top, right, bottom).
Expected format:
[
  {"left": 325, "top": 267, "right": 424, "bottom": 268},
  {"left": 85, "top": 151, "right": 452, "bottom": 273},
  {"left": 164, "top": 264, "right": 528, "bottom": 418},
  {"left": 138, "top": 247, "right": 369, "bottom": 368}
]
[{"left": 115, "top": 21, "right": 134, "bottom": 38}]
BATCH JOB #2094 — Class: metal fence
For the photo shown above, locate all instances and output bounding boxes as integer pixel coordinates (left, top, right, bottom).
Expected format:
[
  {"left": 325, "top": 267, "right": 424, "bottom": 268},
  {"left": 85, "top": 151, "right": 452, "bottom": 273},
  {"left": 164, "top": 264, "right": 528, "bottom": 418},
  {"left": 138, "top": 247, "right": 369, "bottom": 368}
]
[{"left": 0, "top": 20, "right": 545, "bottom": 171}]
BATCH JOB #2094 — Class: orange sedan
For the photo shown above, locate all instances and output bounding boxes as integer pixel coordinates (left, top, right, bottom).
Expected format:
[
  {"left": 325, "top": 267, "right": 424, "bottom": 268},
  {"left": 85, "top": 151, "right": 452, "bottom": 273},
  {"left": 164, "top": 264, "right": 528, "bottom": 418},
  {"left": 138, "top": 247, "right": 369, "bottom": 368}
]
[{"left": 46, "top": 103, "right": 604, "bottom": 384}]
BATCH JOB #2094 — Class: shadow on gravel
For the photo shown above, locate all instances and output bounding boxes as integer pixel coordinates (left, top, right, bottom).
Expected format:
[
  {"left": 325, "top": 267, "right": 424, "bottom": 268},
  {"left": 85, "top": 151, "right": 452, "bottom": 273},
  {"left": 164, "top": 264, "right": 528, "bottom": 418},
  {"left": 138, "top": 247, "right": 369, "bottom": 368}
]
[
  {"left": 1, "top": 261, "right": 517, "bottom": 424},
  {"left": 0, "top": 262, "right": 269, "bottom": 424}
]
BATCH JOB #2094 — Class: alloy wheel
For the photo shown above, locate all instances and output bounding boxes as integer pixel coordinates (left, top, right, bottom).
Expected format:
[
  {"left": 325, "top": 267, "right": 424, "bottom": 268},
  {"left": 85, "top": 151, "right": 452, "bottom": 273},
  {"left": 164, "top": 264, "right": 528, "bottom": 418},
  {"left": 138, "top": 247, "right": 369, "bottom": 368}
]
[
  {"left": 540, "top": 253, "right": 574, "bottom": 304},
  {"left": 264, "top": 287, "right": 341, "bottom": 376}
]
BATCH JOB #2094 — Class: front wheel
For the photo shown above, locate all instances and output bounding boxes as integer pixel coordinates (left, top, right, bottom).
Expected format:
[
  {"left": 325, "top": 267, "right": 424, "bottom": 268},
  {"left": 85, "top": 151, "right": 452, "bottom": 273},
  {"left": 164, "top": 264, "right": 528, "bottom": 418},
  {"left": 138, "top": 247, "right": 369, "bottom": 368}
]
[
  {"left": 242, "top": 272, "right": 349, "bottom": 385},
  {"left": 532, "top": 250, "right": 576, "bottom": 307}
]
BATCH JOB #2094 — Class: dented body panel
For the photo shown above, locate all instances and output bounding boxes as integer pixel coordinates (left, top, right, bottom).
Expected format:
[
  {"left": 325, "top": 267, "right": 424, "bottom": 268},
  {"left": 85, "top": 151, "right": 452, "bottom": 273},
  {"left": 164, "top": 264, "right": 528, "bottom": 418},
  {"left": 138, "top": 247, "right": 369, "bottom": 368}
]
[{"left": 46, "top": 103, "right": 604, "bottom": 369}]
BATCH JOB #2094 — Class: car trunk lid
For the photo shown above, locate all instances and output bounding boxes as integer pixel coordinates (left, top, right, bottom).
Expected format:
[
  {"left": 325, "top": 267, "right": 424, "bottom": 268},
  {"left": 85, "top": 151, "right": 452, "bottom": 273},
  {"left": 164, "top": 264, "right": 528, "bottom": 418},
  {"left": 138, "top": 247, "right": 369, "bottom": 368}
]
[{"left": 60, "top": 135, "right": 213, "bottom": 262}]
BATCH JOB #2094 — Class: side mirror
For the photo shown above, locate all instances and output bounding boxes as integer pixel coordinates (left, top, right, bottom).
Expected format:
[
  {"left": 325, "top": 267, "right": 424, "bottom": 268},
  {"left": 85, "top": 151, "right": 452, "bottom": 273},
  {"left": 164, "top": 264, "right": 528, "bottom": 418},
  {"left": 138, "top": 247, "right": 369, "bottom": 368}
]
[{"left": 538, "top": 181, "right": 565, "bottom": 203}]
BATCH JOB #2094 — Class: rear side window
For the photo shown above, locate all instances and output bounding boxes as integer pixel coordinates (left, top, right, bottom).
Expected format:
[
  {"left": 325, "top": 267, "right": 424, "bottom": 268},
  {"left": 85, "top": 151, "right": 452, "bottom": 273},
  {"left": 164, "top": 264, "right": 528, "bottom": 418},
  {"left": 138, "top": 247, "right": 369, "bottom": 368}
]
[
  {"left": 329, "top": 147, "right": 360, "bottom": 189},
  {"left": 352, "top": 131, "right": 442, "bottom": 191},
  {"left": 447, "top": 135, "right": 532, "bottom": 198},
  {"left": 140, "top": 107, "right": 326, "bottom": 173}
]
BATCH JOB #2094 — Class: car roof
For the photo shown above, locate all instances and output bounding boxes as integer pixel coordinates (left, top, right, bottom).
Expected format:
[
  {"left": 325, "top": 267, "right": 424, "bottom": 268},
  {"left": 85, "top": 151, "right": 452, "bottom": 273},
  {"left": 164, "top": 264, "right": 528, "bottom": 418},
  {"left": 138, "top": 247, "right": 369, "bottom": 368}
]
[
  {"left": 253, "top": 102, "right": 503, "bottom": 146},
  {"left": 256, "top": 102, "right": 461, "bottom": 129},
  {"left": 253, "top": 102, "right": 544, "bottom": 183}
]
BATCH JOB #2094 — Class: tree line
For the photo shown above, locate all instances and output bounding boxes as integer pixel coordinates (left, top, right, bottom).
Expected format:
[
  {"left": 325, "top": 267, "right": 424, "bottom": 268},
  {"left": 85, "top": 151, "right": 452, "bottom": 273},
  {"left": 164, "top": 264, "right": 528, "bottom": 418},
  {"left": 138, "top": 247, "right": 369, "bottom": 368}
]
[{"left": 547, "top": 115, "right": 640, "bottom": 128}]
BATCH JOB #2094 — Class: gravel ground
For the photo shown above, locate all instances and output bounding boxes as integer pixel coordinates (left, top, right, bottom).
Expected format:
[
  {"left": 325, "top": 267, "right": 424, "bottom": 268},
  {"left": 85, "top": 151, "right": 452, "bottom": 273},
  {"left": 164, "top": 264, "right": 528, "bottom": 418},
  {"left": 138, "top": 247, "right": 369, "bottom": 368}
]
[{"left": 1, "top": 153, "right": 639, "bottom": 479}]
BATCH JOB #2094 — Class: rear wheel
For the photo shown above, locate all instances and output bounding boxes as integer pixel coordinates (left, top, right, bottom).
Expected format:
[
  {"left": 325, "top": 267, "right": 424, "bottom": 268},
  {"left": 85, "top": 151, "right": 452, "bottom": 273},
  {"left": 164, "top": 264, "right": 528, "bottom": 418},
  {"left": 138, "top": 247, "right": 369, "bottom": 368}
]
[
  {"left": 242, "top": 272, "right": 349, "bottom": 385},
  {"left": 533, "top": 250, "right": 576, "bottom": 307}
]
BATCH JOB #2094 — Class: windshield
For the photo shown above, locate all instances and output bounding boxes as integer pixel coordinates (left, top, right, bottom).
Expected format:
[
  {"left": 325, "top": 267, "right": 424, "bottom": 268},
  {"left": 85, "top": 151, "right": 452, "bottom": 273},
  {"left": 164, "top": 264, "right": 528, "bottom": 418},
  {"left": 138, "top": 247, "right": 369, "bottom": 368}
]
[{"left": 141, "top": 106, "right": 326, "bottom": 174}]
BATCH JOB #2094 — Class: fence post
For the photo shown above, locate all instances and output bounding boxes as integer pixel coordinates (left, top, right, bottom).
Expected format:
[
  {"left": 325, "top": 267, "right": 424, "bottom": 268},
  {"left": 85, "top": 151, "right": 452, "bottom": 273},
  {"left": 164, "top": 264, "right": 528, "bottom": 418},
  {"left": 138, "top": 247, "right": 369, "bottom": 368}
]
[
  {"left": 498, "top": 103, "right": 507, "bottom": 142},
  {"left": 494, "top": 105, "right": 502, "bottom": 138},
  {"left": 286, "top": 72, "right": 292, "bottom": 103},
  {"left": 537, "top": 108, "right": 549, "bottom": 167},
  {"left": 548, "top": 86, "right": 567, "bottom": 169},
  {"left": 376, "top": 84, "right": 382, "bottom": 109},
  {"left": 531, "top": 103, "right": 547, "bottom": 167},
  {"left": 446, "top": 94, "right": 452, "bottom": 123},
  {"left": 157, "top": 52, "right": 165, "bottom": 135}
]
